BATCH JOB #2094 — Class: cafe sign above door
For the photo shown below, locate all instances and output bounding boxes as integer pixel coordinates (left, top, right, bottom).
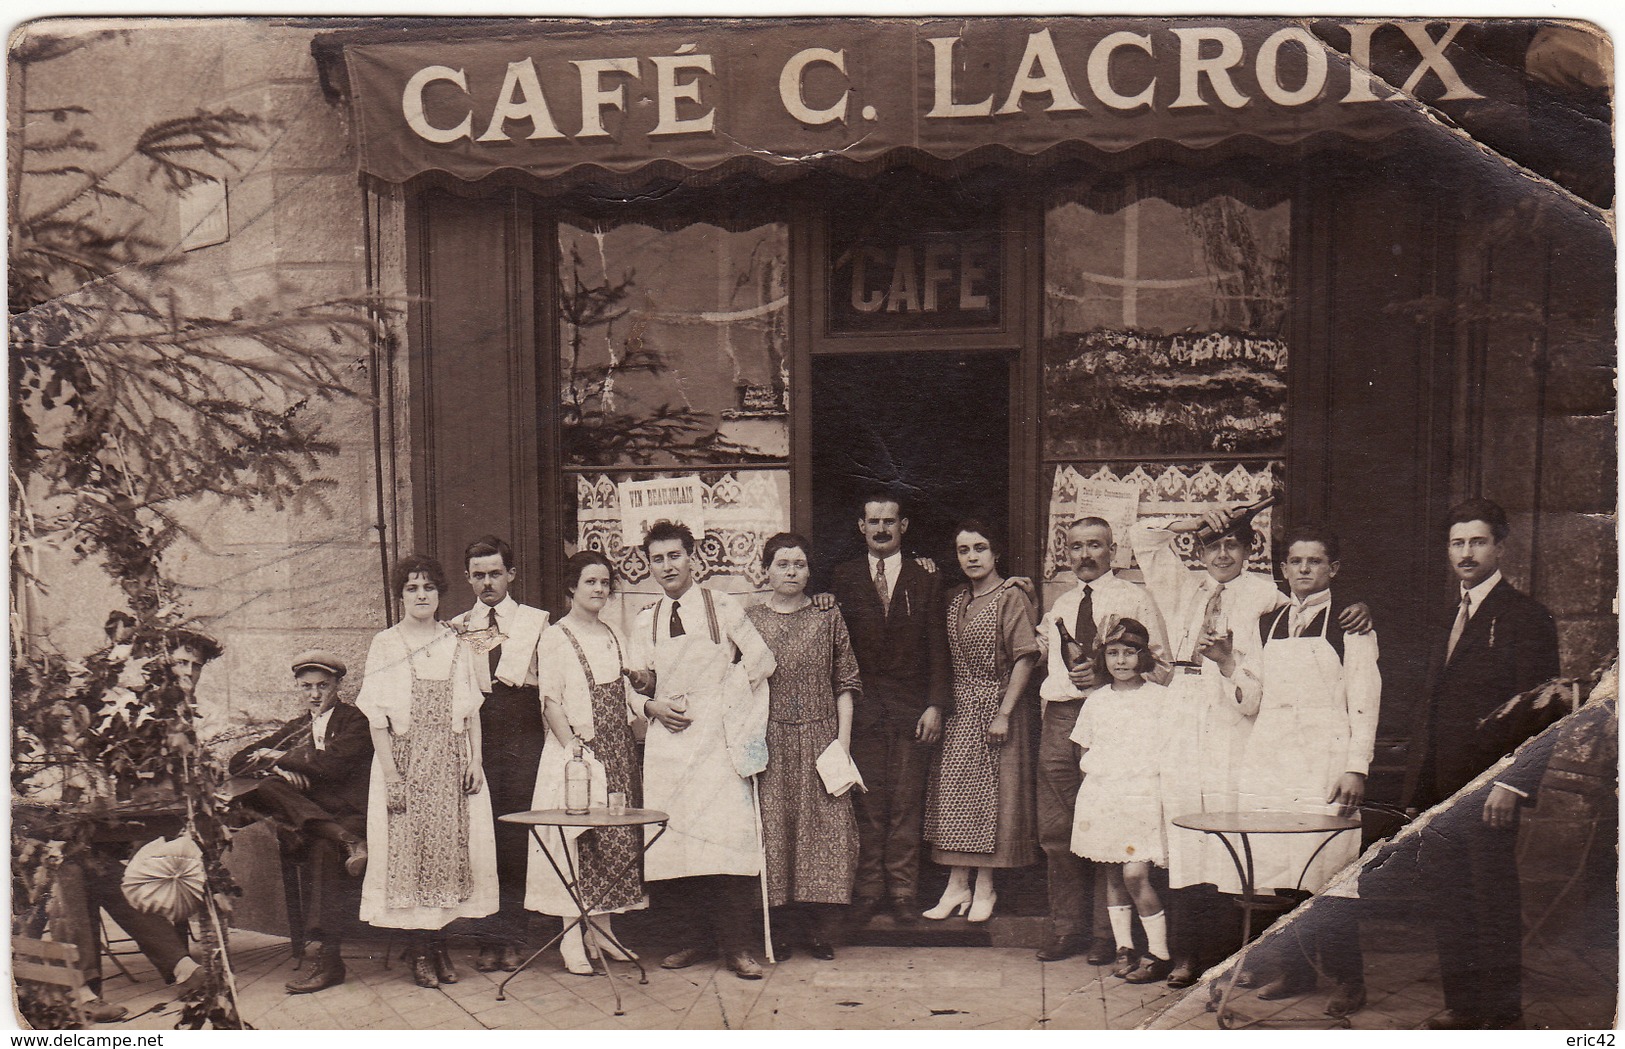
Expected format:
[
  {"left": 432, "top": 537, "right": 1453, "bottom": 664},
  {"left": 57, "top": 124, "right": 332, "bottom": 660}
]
[{"left": 325, "top": 17, "right": 1484, "bottom": 185}]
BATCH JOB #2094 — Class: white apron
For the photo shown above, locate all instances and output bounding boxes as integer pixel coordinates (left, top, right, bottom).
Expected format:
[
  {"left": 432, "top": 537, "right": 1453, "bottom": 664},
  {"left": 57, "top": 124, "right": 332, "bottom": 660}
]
[
  {"left": 1236, "top": 606, "right": 1360, "bottom": 893},
  {"left": 1158, "top": 581, "right": 1255, "bottom": 892},
  {"left": 1161, "top": 665, "right": 1255, "bottom": 892},
  {"left": 642, "top": 595, "right": 763, "bottom": 881}
]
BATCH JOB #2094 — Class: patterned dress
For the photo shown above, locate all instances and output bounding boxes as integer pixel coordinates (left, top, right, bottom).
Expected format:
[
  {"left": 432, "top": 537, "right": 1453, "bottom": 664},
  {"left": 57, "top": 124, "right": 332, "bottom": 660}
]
[
  {"left": 561, "top": 626, "right": 643, "bottom": 913},
  {"left": 358, "top": 625, "right": 499, "bottom": 930},
  {"left": 924, "top": 580, "right": 1040, "bottom": 868},
  {"left": 387, "top": 664, "right": 473, "bottom": 908},
  {"left": 746, "top": 602, "right": 863, "bottom": 907}
]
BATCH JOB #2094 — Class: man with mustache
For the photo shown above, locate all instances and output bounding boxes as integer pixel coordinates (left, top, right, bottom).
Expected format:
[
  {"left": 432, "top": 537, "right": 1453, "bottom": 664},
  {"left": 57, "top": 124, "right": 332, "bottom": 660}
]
[
  {"left": 1401, "top": 499, "right": 1559, "bottom": 1029},
  {"left": 1035, "top": 517, "right": 1169, "bottom": 965},
  {"left": 449, "top": 535, "right": 551, "bottom": 973},
  {"left": 831, "top": 492, "right": 951, "bottom": 926},
  {"left": 631, "top": 520, "right": 776, "bottom": 979}
]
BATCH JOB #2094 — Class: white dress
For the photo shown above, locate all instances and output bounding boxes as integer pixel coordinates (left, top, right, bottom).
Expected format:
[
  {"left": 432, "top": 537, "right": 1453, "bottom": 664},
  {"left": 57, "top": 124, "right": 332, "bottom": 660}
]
[
  {"left": 630, "top": 587, "right": 775, "bottom": 882},
  {"left": 1069, "top": 681, "right": 1170, "bottom": 865},
  {"left": 523, "top": 622, "right": 648, "bottom": 917},
  {"left": 356, "top": 625, "right": 499, "bottom": 929}
]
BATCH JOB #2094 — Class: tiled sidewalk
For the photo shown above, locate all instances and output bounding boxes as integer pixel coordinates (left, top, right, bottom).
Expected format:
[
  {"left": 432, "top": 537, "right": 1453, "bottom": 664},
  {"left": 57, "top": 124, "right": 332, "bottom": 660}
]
[{"left": 82, "top": 917, "right": 1616, "bottom": 1031}]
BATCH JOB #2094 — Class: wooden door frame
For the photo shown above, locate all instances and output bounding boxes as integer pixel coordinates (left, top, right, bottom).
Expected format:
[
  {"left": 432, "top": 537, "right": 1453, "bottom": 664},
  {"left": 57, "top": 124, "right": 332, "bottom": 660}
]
[{"left": 791, "top": 193, "right": 1040, "bottom": 581}]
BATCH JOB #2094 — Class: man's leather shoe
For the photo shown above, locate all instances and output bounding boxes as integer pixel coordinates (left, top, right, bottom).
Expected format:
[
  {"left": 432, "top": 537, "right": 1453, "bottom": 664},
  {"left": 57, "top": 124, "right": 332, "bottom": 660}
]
[
  {"left": 772, "top": 942, "right": 795, "bottom": 961},
  {"left": 808, "top": 940, "right": 836, "bottom": 961},
  {"left": 661, "top": 946, "right": 712, "bottom": 970},
  {"left": 725, "top": 951, "right": 764, "bottom": 980},
  {"left": 500, "top": 945, "right": 525, "bottom": 971},
  {"left": 343, "top": 838, "right": 368, "bottom": 877},
  {"left": 82, "top": 998, "right": 129, "bottom": 1023},
  {"left": 1085, "top": 939, "right": 1116, "bottom": 966},
  {"left": 285, "top": 944, "right": 346, "bottom": 994},
  {"left": 1325, "top": 981, "right": 1367, "bottom": 1019},
  {"left": 891, "top": 897, "right": 919, "bottom": 925},
  {"left": 1125, "top": 954, "right": 1175, "bottom": 984},
  {"left": 1036, "top": 933, "right": 1091, "bottom": 963},
  {"left": 1422, "top": 1009, "right": 1483, "bottom": 1030},
  {"left": 1255, "top": 972, "right": 1314, "bottom": 1001},
  {"left": 474, "top": 945, "right": 504, "bottom": 972},
  {"left": 1166, "top": 964, "right": 1198, "bottom": 989},
  {"left": 849, "top": 896, "right": 881, "bottom": 926},
  {"left": 1110, "top": 947, "right": 1140, "bottom": 979}
]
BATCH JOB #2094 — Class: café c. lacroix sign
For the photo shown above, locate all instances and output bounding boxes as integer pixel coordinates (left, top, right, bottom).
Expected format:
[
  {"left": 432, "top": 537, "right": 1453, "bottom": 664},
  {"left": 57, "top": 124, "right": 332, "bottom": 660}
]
[{"left": 336, "top": 18, "right": 1482, "bottom": 184}]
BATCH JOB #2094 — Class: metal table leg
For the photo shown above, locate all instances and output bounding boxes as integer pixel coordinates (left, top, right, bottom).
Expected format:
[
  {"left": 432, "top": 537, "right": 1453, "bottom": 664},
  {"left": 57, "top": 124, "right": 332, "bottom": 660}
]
[{"left": 497, "top": 821, "right": 667, "bottom": 1016}]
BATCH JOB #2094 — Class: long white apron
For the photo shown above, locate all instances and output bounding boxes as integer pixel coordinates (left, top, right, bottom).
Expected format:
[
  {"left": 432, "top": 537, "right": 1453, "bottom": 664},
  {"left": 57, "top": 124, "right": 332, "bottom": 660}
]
[
  {"left": 642, "top": 623, "right": 761, "bottom": 881},
  {"left": 1236, "top": 608, "right": 1359, "bottom": 893},
  {"left": 1160, "top": 665, "right": 1254, "bottom": 892}
]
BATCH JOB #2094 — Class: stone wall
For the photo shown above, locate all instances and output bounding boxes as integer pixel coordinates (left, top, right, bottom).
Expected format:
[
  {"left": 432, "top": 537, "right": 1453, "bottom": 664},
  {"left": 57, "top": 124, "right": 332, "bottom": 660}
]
[{"left": 18, "top": 21, "right": 385, "bottom": 746}]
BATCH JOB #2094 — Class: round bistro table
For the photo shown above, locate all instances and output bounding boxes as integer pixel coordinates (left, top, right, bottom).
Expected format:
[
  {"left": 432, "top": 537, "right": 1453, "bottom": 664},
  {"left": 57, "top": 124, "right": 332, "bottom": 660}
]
[{"left": 495, "top": 807, "right": 669, "bottom": 1015}]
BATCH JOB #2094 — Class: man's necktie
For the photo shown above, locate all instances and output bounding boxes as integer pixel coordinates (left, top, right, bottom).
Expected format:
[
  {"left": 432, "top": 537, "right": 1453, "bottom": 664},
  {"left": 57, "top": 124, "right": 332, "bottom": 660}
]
[
  {"left": 875, "top": 558, "right": 891, "bottom": 616},
  {"left": 669, "top": 599, "right": 685, "bottom": 638},
  {"left": 1074, "top": 584, "right": 1096, "bottom": 656},
  {"left": 487, "top": 607, "right": 502, "bottom": 680},
  {"left": 1446, "top": 591, "right": 1471, "bottom": 662},
  {"left": 1198, "top": 582, "right": 1226, "bottom": 655}
]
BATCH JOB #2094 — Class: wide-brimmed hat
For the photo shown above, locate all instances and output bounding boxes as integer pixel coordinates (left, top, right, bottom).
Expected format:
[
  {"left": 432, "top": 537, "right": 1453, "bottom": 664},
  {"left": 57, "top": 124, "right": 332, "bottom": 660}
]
[{"left": 290, "top": 649, "right": 347, "bottom": 678}]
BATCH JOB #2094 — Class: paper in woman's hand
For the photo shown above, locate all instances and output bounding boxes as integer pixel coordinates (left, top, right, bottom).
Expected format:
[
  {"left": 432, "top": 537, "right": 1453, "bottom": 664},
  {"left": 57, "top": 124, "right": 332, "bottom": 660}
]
[{"left": 816, "top": 739, "right": 867, "bottom": 797}]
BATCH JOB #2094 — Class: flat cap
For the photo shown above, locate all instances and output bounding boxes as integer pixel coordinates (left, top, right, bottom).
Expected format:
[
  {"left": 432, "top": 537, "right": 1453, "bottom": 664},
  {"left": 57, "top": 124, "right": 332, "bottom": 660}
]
[{"left": 291, "top": 649, "right": 347, "bottom": 678}]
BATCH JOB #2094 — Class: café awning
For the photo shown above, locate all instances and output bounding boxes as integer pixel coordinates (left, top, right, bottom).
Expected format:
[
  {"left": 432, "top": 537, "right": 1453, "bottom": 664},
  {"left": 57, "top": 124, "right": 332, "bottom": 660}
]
[{"left": 315, "top": 17, "right": 1472, "bottom": 189}]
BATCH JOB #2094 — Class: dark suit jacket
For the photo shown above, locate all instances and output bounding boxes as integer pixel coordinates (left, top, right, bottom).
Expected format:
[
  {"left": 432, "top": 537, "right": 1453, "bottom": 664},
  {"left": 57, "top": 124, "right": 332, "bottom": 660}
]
[
  {"left": 1401, "top": 578, "right": 1560, "bottom": 810},
  {"left": 833, "top": 555, "right": 951, "bottom": 728},
  {"left": 229, "top": 703, "right": 373, "bottom": 821}
]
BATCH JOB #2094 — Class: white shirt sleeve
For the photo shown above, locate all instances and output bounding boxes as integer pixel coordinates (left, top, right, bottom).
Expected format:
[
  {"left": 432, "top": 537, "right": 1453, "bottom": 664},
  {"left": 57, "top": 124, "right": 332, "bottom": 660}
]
[
  {"left": 1342, "top": 630, "right": 1382, "bottom": 776},
  {"left": 1131, "top": 585, "right": 1174, "bottom": 687},
  {"left": 718, "top": 591, "right": 776, "bottom": 689},
  {"left": 1038, "top": 597, "right": 1078, "bottom": 703}
]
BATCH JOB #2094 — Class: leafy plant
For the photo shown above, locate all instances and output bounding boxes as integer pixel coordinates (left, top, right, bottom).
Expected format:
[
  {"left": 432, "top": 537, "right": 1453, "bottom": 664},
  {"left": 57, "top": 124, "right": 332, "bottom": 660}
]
[{"left": 9, "top": 28, "right": 380, "bottom": 1029}]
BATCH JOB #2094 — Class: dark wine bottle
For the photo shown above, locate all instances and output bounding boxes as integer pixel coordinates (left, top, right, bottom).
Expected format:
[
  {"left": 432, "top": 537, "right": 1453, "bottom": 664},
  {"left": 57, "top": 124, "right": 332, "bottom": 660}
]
[
  {"left": 1056, "top": 618, "right": 1087, "bottom": 671},
  {"left": 1193, "top": 496, "right": 1277, "bottom": 546}
]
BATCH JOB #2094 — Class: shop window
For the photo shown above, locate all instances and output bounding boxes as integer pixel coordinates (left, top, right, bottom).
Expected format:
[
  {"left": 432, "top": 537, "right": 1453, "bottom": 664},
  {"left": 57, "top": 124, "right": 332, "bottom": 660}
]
[
  {"left": 565, "top": 468, "right": 790, "bottom": 638},
  {"left": 1044, "top": 193, "right": 1289, "bottom": 459},
  {"left": 558, "top": 219, "right": 790, "bottom": 469},
  {"left": 1041, "top": 188, "right": 1289, "bottom": 593}
]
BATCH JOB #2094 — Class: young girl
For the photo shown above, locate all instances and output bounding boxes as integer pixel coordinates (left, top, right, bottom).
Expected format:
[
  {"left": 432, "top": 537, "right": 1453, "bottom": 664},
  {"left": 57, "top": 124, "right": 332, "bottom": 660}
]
[{"left": 1069, "top": 618, "right": 1173, "bottom": 984}]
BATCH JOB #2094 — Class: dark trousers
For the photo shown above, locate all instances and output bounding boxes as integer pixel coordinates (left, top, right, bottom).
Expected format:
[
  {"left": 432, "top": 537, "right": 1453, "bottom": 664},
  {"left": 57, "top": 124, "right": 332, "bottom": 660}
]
[
  {"left": 1169, "top": 884, "right": 1241, "bottom": 970},
  {"left": 474, "top": 682, "right": 547, "bottom": 947},
  {"left": 54, "top": 851, "right": 190, "bottom": 994},
  {"left": 1262, "top": 895, "right": 1364, "bottom": 987},
  {"left": 656, "top": 875, "right": 763, "bottom": 956},
  {"left": 1425, "top": 789, "right": 1525, "bottom": 1022},
  {"left": 237, "top": 775, "right": 364, "bottom": 842},
  {"left": 295, "top": 837, "right": 360, "bottom": 945},
  {"left": 850, "top": 716, "right": 930, "bottom": 901},
  {"left": 1037, "top": 700, "right": 1109, "bottom": 939}
]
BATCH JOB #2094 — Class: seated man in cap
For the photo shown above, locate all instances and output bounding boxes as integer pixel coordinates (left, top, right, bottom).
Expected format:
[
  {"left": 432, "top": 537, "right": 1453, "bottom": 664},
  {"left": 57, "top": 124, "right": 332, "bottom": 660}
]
[{"left": 228, "top": 650, "right": 372, "bottom": 994}]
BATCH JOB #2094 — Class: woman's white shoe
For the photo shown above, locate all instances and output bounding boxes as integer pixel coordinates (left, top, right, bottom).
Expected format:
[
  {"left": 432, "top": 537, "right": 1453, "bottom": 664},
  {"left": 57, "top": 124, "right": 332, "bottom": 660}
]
[
  {"left": 559, "top": 925, "right": 595, "bottom": 976},
  {"left": 967, "top": 889, "right": 997, "bottom": 924},
  {"left": 589, "top": 921, "right": 633, "bottom": 962},
  {"left": 922, "top": 888, "right": 973, "bottom": 920}
]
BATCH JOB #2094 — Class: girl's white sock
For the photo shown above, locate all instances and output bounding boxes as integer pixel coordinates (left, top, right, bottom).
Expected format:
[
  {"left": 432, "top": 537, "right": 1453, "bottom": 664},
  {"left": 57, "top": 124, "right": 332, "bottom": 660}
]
[
  {"left": 1141, "top": 909, "right": 1170, "bottom": 961},
  {"left": 1108, "top": 904, "right": 1135, "bottom": 950}
]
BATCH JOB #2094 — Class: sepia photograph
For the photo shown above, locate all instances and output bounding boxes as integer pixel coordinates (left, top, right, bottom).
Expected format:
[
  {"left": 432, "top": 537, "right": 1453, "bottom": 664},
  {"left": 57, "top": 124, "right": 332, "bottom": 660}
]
[{"left": 7, "top": 11, "right": 1616, "bottom": 1033}]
